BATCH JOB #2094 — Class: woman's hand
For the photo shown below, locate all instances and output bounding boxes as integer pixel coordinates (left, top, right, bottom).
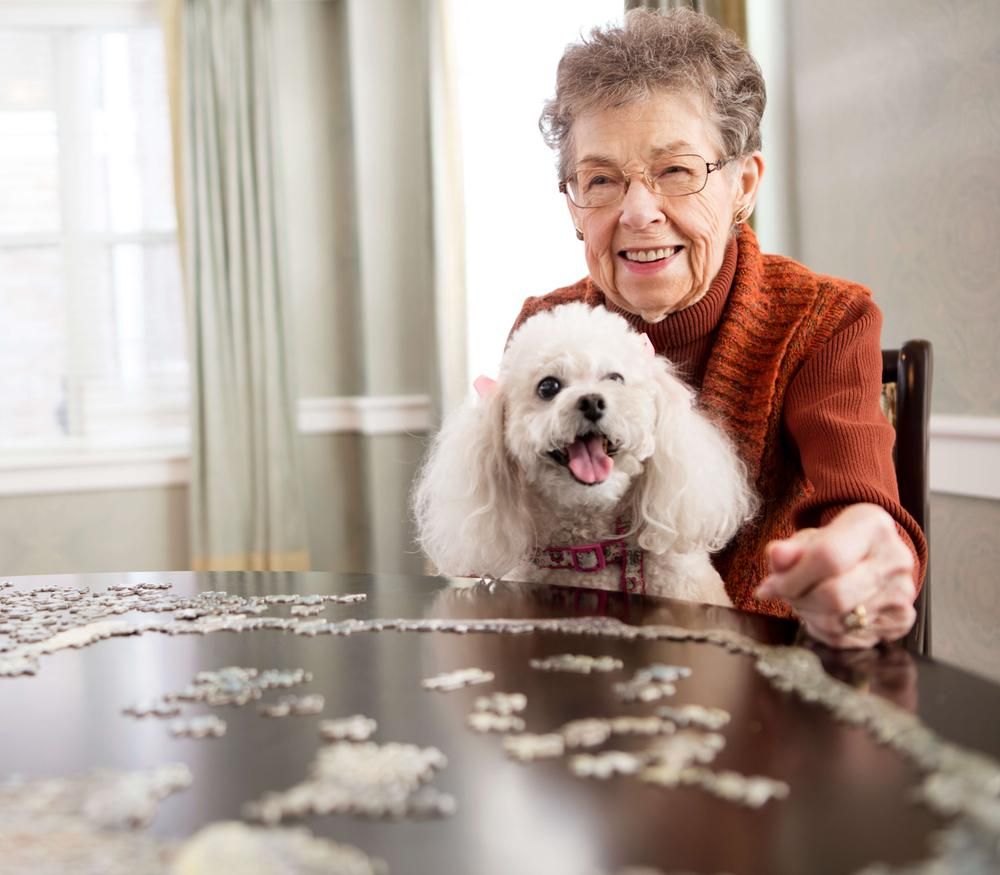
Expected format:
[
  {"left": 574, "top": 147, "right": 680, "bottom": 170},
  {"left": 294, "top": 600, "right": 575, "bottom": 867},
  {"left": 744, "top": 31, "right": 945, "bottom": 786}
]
[{"left": 755, "top": 504, "right": 917, "bottom": 648}]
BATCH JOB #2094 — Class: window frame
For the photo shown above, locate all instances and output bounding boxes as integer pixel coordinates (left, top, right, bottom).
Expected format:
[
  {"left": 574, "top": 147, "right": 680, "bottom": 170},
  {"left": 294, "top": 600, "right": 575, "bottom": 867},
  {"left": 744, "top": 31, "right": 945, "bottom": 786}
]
[{"left": 0, "top": 0, "right": 189, "bottom": 458}]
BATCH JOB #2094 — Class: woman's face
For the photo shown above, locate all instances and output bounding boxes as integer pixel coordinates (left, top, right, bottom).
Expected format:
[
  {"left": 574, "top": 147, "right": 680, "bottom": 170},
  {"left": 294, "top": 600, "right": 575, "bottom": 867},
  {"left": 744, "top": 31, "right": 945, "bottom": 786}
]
[{"left": 567, "top": 91, "right": 763, "bottom": 322}]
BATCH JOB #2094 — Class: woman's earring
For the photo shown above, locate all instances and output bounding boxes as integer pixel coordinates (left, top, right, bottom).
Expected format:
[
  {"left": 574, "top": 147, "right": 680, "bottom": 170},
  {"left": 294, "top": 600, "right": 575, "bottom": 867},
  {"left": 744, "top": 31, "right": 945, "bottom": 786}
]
[
  {"left": 733, "top": 203, "right": 752, "bottom": 225},
  {"left": 575, "top": 228, "right": 584, "bottom": 241}
]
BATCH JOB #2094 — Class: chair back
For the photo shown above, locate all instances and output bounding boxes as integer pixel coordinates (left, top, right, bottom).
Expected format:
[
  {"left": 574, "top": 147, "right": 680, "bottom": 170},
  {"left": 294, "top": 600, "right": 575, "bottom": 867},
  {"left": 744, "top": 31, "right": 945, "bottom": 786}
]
[{"left": 881, "top": 340, "right": 933, "bottom": 654}]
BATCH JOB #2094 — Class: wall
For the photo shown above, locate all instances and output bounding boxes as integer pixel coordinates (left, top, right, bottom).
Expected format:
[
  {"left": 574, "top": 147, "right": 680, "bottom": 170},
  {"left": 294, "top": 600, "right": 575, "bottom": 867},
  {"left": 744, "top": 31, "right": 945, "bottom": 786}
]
[
  {"left": 785, "top": 0, "right": 1000, "bottom": 681},
  {"left": 0, "top": 487, "right": 188, "bottom": 575},
  {"left": 275, "top": 0, "right": 362, "bottom": 401}
]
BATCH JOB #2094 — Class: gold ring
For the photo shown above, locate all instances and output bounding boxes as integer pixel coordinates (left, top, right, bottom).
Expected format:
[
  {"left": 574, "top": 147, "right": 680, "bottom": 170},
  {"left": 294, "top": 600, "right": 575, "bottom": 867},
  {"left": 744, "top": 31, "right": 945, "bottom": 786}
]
[{"left": 842, "top": 604, "right": 870, "bottom": 632}]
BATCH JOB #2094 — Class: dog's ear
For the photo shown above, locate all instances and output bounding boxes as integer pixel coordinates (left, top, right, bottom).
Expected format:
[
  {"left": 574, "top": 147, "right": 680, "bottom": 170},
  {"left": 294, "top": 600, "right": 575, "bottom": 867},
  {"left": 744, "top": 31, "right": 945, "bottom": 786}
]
[
  {"left": 473, "top": 375, "right": 497, "bottom": 398},
  {"left": 629, "top": 363, "right": 757, "bottom": 555},
  {"left": 411, "top": 386, "right": 533, "bottom": 578}
]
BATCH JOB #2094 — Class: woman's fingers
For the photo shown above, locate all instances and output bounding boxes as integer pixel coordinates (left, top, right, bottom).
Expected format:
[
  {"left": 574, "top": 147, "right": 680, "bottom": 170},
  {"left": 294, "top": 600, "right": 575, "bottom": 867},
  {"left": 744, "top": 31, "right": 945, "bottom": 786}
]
[
  {"left": 795, "top": 606, "right": 882, "bottom": 649},
  {"left": 792, "top": 565, "right": 916, "bottom": 647},
  {"left": 758, "top": 505, "right": 918, "bottom": 648},
  {"left": 765, "top": 528, "right": 815, "bottom": 574},
  {"left": 789, "top": 559, "right": 886, "bottom": 618},
  {"left": 757, "top": 511, "right": 878, "bottom": 601}
]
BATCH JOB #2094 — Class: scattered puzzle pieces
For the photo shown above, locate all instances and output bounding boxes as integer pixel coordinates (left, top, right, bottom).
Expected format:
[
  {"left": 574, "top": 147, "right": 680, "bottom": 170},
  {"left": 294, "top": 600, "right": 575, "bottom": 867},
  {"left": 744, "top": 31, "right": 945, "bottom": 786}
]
[
  {"left": 530, "top": 654, "right": 624, "bottom": 674},
  {"left": 243, "top": 741, "right": 454, "bottom": 824},
  {"left": 614, "top": 664, "right": 692, "bottom": 703},
  {"left": 421, "top": 668, "right": 495, "bottom": 692},
  {"left": 502, "top": 733, "right": 566, "bottom": 762},
  {"left": 474, "top": 692, "right": 527, "bottom": 715},
  {"left": 169, "top": 715, "right": 227, "bottom": 739},
  {"left": 319, "top": 715, "right": 378, "bottom": 742},
  {"left": 258, "top": 695, "right": 325, "bottom": 718},
  {"left": 467, "top": 712, "right": 526, "bottom": 733}
]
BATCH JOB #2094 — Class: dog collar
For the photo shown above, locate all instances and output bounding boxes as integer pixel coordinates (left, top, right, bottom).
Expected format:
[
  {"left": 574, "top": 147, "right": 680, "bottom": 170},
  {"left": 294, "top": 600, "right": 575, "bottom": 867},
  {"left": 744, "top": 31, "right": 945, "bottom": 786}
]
[{"left": 532, "top": 537, "right": 645, "bottom": 595}]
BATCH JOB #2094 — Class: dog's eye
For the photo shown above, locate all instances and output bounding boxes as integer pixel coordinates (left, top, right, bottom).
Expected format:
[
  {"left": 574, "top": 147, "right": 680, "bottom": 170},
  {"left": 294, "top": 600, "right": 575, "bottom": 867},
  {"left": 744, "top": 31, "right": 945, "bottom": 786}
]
[
  {"left": 536, "top": 377, "right": 562, "bottom": 400},
  {"left": 605, "top": 372, "right": 625, "bottom": 384}
]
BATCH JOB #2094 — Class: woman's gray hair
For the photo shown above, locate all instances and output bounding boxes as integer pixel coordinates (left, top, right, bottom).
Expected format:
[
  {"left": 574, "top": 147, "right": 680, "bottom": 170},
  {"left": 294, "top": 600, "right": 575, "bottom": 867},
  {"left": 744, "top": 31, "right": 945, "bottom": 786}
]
[{"left": 540, "top": 7, "right": 766, "bottom": 181}]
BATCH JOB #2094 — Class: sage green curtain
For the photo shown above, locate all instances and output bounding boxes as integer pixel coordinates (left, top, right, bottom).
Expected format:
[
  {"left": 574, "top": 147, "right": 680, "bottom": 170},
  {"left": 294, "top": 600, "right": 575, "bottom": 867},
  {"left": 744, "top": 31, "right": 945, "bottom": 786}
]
[
  {"left": 181, "top": 0, "right": 309, "bottom": 571},
  {"left": 625, "top": 0, "right": 747, "bottom": 42}
]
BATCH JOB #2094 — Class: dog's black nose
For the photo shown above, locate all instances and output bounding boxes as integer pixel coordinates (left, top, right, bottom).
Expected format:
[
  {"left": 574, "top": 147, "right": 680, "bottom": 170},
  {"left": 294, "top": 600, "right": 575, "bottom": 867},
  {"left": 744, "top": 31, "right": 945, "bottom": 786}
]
[{"left": 577, "top": 393, "right": 605, "bottom": 422}]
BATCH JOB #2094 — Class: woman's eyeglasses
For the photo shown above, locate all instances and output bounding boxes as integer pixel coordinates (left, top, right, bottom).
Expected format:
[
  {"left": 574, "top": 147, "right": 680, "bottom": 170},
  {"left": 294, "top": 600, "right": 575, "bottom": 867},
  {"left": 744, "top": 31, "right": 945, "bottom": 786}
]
[{"left": 559, "top": 154, "right": 729, "bottom": 208}]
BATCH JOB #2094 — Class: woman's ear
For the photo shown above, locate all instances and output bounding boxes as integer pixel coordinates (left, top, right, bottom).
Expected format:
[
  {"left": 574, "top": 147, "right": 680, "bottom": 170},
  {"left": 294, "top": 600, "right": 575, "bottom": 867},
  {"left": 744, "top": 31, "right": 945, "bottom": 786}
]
[
  {"left": 411, "top": 385, "right": 533, "bottom": 578},
  {"left": 735, "top": 150, "right": 764, "bottom": 213}
]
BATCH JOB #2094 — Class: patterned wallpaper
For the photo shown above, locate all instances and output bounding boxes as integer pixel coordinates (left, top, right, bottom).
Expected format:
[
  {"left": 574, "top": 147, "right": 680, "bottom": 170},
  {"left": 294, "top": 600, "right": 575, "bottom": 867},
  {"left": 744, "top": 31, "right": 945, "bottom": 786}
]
[
  {"left": 788, "top": 0, "right": 1000, "bottom": 680},
  {"left": 931, "top": 494, "right": 1000, "bottom": 684},
  {"left": 790, "top": 0, "right": 1000, "bottom": 416}
]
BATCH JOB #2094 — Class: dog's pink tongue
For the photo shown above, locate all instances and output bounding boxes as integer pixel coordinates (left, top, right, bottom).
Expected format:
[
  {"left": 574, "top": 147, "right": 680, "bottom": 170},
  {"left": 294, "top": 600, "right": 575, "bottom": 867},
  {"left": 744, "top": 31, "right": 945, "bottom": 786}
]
[{"left": 567, "top": 435, "right": 613, "bottom": 484}]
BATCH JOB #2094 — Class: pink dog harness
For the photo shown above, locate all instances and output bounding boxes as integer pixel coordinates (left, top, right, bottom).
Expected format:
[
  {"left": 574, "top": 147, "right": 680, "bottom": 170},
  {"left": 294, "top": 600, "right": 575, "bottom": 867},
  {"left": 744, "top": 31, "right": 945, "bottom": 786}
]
[{"left": 532, "top": 536, "right": 646, "bottom": 595}]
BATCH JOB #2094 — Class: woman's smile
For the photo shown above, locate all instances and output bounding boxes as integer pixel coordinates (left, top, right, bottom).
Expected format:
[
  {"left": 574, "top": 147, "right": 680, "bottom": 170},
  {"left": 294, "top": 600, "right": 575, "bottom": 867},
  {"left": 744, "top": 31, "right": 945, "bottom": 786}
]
[{"left": 618, "top": 245, "right": 685, "bottom": 275}]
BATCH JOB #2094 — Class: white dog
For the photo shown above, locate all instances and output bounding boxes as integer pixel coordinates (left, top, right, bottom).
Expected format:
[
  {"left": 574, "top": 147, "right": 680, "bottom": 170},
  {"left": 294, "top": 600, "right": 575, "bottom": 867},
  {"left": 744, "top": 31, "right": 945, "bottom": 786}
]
[{"left": 412, "top": 303, "right": 756, "bottom": 606}]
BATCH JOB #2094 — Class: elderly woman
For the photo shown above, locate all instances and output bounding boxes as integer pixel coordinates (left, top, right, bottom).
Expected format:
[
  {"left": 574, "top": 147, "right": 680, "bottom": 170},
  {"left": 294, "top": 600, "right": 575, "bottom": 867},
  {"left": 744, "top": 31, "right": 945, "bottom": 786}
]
[{"left": 512, "top": 8, "right": 927, "bottom": 649}]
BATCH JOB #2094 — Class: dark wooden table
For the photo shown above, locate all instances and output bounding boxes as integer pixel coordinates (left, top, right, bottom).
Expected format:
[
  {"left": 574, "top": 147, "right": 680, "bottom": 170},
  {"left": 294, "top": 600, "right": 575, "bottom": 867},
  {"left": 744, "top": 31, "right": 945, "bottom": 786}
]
[{"left": 1, "top": 570, "right": 998, "bottom": 875}]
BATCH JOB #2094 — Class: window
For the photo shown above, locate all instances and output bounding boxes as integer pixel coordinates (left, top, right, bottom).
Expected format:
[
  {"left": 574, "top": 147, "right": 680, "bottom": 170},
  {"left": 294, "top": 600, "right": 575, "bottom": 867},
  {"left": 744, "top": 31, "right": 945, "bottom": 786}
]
[
  {"left": 452, "top": 0, "right": 623, "bottom": 383},
  {"left": 0, "top": 9, "right": 186, "bottom": 452}
]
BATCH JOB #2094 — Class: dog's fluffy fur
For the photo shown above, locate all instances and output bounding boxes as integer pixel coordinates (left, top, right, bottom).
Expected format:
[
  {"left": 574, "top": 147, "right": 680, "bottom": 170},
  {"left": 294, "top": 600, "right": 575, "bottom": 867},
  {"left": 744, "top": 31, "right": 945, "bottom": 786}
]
[{"left": 412, "top": 303, "right": 757, "bottom": 606}]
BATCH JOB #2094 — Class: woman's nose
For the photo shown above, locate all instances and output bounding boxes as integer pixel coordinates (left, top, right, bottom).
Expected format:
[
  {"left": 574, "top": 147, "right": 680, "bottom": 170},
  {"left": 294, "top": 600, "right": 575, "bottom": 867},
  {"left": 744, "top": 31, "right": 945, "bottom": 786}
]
[{"left": 619, "top": 177, "right": 666, "bottom": 230}]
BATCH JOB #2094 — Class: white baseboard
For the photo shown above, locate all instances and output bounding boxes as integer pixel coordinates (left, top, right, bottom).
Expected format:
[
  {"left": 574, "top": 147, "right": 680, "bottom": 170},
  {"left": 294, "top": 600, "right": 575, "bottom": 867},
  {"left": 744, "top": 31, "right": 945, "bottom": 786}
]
[
  {"left": 298, "top": 395, "right": 433, "bottom": 436},
  {"left": 929, "top": 415, "right": 1000, "bottom": 501},
  {"left": 0, "top": 395, "right": 433, "bottom": 497}
]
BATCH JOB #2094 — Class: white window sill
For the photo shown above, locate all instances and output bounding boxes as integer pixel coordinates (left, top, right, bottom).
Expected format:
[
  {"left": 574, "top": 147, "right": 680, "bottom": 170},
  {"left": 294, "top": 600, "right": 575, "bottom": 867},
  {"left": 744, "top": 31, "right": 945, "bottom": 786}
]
[
  {"left": 0, "top": 394, "right": 432, "bottom": 496},
  {"left": 0, "top": 2, "right": 158, "bottom": 29},
  {"left": 0, "top": 444, "right": 191, "bottom": 496}
]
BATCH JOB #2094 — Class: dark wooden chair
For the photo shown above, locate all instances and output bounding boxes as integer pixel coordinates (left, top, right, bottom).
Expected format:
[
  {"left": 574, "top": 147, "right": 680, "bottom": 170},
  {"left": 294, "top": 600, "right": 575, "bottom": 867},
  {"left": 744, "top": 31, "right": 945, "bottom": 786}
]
[{"left": 881, "top": 340, "right": 933, "bottom": 655}]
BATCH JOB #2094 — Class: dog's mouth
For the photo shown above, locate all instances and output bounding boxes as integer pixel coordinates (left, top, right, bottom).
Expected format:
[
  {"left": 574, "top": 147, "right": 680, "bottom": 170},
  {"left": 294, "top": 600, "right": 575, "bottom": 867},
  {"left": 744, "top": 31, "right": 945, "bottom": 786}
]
[{"left": 547, "top": 433, "right": 619, "bottom": 486}]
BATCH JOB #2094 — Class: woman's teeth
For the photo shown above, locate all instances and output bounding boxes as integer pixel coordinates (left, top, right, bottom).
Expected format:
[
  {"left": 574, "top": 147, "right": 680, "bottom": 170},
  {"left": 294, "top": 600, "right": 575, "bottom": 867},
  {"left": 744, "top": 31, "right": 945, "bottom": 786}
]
[{"left": 623, "top": 246, "right": 680, "bottom": 263}]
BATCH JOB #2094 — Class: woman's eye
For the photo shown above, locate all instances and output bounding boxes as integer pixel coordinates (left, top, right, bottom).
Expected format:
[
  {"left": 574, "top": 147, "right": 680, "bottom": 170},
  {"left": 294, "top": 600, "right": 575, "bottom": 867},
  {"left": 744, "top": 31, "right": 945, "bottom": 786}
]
[
  {"left": 658, "top": 164, "right": 692, "bottom": 177},
  {"left": 583, "top": 174, "right": 613, "bottom": 192},
  {"left": 605, "top": 372, "right": 624, "bottom": 384},
  {"left": 537, "top": 377, "right": 562, "bottom": 400},
  {"left": 581, "top": 170, "right": 624, "bottom": 192}
]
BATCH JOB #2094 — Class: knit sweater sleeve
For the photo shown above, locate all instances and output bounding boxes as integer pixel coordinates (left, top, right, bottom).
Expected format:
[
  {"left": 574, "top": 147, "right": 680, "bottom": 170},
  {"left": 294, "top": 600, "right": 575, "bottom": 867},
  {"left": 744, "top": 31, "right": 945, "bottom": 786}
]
[{"left": 782, "top": 296, "right": 928, "bottom": 591}]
